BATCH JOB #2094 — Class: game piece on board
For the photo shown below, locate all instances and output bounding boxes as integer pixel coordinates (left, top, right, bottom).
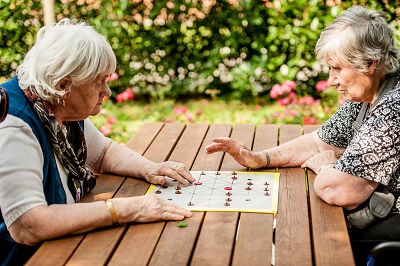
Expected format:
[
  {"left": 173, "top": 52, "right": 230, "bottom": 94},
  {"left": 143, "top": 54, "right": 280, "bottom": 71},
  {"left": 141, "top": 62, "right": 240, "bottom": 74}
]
[{"left": 175, "top": 191, "right": 182, "bottom": 194}]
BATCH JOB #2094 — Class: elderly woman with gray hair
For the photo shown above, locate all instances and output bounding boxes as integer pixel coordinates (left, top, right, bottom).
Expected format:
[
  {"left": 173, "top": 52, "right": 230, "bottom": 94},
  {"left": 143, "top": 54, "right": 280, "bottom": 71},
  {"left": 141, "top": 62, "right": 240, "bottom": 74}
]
[
  {"left": 0, "top": 19, "right": 195, "bottom": 265},
  {"left": 205, "top": 6, "right": 400, "bottom": 265}
]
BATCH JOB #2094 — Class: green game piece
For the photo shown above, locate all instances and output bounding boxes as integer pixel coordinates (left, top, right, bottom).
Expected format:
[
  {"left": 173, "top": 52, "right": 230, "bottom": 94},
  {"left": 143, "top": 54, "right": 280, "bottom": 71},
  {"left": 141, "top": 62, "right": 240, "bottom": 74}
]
[{"left": 176, "top": 221, "right": 188, "bottom": 227}]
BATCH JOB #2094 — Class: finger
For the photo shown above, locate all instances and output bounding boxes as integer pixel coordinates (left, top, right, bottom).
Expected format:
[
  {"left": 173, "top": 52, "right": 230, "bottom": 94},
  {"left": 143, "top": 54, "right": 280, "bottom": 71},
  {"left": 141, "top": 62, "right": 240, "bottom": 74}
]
[
  {"left": 149, "top": 175, "right": 166, "bottom": 185},
  {"left": 177, "top": 167, "right": 195, "bottom": 183},
  {"left": 162, "top": 205, "right": 192, "bottom": 218},
  {"left": 205, "top": 143, "right": 229, "bottom": 153}
]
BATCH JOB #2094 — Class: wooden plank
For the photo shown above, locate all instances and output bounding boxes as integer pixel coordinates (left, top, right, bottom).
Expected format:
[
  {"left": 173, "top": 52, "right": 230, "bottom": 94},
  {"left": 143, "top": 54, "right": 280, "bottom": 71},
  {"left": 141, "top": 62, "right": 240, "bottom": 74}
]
[
  {"left": 232, "top": 213, "right": 274, "bottom": 266},
  {"left": 220, "top": 124, "right": 254, "bottom": 171},
  {"left": 304, "top": 125, "right": 355, "bottom": 265},
  {"left": 125, "top": 122, "right": 164, "bottom": 154},
  {"left": 108, "top": 222, "right": 165, "bottom": 266},
  {"left": 191, "top": 124, "right": 232, "bottom": 171},
  {"left": 168, "top": 123, "right": 209, "bottom": 169},
  {"left": 191, "top": 212, "right": 238, "bottom": 266},
  {"left": 308, "top": 171, "right": 355, "bottom": 266},
  {"left": 275, "top": 124, "right": 312, "bottom": 266},
  {"left": 188, "top": 124, "right": 234, "bottom": 266},
  {"left": 26, "top": 235, "right": 83, "bottom": 266},
  {"left": 192, "top": 124, "right": 254, "bottom": 266},
  {"left": 135, "top": 123, "right": 209, "bottom": 266},
  {"left": 232, "top": 124, "right": 278, "bottom": 266},
  {"left": 148, "top": 212, "right": 204, "bottom": 266},
  {"left": 142, "top": 123, "right": 186, "bottom": 163}
]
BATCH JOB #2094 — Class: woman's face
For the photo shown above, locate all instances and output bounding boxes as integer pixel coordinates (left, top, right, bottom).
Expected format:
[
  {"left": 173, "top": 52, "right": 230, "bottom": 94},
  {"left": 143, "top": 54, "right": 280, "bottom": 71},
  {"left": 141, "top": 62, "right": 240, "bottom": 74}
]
[
  {"left": 327, "top": 59, "right": 378, "bottom": 103},
  {"left": 60, "top": 74, "right": 111, "bottom": 122}
]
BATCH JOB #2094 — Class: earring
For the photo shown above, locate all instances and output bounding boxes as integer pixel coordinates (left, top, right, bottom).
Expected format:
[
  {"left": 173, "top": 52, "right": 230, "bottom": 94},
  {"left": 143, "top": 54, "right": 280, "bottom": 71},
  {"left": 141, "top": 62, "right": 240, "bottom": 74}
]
[{"left": 62, "top": 99, "right": 65, "bottom": 107}]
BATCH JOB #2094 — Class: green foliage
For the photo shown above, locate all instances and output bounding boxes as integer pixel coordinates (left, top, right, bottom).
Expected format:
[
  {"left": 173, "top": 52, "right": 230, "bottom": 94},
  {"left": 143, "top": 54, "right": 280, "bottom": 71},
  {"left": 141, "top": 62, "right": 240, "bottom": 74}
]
[{"left": 1, "top": 0, "right": 399, "bottom": 101}]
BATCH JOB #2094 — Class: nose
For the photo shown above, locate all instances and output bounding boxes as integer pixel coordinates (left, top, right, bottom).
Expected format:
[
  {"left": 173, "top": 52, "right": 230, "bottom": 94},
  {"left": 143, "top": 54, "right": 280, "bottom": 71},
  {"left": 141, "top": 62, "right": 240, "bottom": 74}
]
[
  {"left": 102, "top": 84, "right": 112, "bottom": 98},
  {"left": 327, "top": 68, "right": 337, "bottom": 87}
]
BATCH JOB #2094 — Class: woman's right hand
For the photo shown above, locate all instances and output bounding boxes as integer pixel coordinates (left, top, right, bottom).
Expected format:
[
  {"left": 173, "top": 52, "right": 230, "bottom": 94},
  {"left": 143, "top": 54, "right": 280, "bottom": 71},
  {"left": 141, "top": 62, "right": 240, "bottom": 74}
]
[
  {"left": 204, "top": 137, "right": 265, "bottom": 169},
  {"left": 112, "top": 194, "right": 192, "bottom": 223}
]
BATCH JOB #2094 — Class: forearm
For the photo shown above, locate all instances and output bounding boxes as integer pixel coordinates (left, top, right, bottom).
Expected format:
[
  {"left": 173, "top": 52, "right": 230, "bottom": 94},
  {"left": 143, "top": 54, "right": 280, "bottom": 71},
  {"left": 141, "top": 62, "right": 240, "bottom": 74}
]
[
  {"left": 92, "top": 138, "right": 155, "bottom": 179},
  {"left": 9, "top": 201, "right": 113, "bottom": 246},
  {"left": 263, "top": 133, "right": 320, "bottom": 167}
]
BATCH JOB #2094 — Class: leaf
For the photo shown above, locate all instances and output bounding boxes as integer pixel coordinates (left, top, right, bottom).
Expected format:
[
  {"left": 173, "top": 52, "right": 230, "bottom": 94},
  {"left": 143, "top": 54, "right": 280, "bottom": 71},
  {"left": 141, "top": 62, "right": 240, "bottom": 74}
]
[{"left": 176, "top": 221, "right": 188, "bottom": 227}]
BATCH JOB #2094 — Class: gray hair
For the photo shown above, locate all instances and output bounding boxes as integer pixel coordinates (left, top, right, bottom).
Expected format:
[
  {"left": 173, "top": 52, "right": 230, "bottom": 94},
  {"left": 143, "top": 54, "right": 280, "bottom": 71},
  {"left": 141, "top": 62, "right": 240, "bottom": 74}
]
[
  {"left": 315, "top": 5, "right": 400, "bottom": 74},
  {"left": 17, "top": 18, "right": 116, "bottom": 103}
]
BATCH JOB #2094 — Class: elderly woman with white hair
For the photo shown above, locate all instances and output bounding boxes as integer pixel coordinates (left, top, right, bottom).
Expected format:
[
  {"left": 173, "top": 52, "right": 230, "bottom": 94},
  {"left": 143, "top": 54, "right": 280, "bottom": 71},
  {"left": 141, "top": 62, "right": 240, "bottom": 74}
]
[
  {"left": 205, "top": 6, "right": 400, "bottom": 265},
  {"left": 0, "top": 19, "right": 195, "bottom": 265}
]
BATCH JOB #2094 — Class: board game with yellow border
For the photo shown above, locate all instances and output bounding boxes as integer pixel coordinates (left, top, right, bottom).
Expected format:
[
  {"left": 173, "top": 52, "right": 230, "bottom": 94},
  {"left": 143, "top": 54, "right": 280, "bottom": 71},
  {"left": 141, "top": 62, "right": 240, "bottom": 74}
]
[{"left": 146, "top": 171, "right": 279, "bottom": 213}]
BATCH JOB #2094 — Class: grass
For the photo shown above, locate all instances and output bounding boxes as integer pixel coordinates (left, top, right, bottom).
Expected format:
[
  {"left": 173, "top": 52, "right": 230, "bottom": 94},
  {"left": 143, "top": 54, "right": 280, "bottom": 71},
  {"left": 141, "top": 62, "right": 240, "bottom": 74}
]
[{"left": 90, "top": 97, "right": 337, "bottom": 144}]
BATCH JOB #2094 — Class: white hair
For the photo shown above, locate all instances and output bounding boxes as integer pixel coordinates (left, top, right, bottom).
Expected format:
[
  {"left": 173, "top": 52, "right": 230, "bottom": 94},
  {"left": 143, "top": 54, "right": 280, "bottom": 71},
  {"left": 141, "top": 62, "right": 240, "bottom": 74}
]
[
  {"left": 17, "top": 18, "right": 117, "bottom": 103},
  {"left": 315, "top": 5, "right": 400, "bottom": 74}
]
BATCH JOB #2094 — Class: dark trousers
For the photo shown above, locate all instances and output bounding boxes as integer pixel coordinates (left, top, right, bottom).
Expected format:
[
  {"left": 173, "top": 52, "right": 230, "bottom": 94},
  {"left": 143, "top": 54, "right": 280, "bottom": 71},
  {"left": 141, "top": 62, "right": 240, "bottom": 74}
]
[{"left": 349, "top": 214, "right": 400, "bottom": 266}]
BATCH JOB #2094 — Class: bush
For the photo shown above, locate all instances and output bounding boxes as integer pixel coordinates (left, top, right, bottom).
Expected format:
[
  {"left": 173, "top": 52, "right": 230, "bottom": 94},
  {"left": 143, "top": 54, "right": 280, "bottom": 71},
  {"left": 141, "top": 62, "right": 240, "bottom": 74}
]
[{"left": 1, "top": 0, "right": 399, "bottom": 102}]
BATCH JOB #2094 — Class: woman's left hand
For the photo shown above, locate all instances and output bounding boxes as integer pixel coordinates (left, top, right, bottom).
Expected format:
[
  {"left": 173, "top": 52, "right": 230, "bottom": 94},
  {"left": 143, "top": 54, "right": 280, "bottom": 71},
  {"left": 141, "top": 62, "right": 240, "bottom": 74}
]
[
  {"left": 143, "top": 161, "right": 195, "bottom": 185},
  {"left": 301, "top": 150, "right": 338, "bottom": 174}
]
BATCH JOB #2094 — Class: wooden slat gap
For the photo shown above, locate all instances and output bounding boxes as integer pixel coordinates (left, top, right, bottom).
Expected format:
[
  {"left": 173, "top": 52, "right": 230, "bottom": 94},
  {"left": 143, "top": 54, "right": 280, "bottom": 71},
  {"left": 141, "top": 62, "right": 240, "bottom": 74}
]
[
  {"left": 102, "top": 225, "right": 130, "bottom": 265},
  {"left": 188, "top": 124, "right": 211, "bottom": 171},
  {"left": 163, "top": 123, "right": 188, "bottom": 162},
  {"left": 187, "top": 211, "right": 207, "bottom": 264}
]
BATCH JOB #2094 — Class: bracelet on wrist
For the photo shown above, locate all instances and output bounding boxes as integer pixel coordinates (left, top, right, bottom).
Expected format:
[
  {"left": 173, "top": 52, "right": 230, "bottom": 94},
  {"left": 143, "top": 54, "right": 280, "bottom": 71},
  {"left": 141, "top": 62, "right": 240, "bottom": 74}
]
[
  {"left": 262, "top": 151, "right": 271, "bottom": 168},
  {"left": 317, "top": 162, "right": 335, "bottom": 174},
  {"left": 105, "top": 199, "right": 118, "bottom": 225}
]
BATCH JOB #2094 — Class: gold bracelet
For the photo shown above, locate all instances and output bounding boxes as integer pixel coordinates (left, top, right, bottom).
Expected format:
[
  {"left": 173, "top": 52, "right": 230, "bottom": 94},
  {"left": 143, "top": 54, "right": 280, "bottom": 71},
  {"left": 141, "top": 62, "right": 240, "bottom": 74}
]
[{"left": 105, "top": 199, "right": 118, "bottom": 225}]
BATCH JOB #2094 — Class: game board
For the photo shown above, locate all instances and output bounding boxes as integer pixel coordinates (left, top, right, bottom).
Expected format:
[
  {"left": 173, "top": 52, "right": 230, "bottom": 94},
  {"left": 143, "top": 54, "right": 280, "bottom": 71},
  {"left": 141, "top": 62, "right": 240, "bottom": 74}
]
[{"left": 146, "top": 171, "right": 280, "bottom": 213}]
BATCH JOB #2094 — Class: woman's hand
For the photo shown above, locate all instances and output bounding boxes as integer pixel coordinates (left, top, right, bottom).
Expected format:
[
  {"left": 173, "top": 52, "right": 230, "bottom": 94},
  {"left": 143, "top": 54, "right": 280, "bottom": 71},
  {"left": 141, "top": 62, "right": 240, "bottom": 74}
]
[
  {"left": 114, "top": 195, "right": 192, "bottom": 223},
  {"left": 143, "top": 161, "right": 195, "bottom": 185},
  {"left": 301, "top": 150, "right": 338, "bottom": 174},
  {"left": 205, "top": 137, "right": 265, "bottom": 169}
]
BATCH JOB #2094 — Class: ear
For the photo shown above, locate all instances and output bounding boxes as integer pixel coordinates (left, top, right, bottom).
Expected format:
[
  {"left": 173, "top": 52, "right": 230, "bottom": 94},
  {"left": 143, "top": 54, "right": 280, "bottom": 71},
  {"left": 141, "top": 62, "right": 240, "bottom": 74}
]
[
  {"left": 367, "top": 60, "right": 377, "bottom": 75},
  {"left": 56, "top": 77, "right": 71, "bottom": 91}
]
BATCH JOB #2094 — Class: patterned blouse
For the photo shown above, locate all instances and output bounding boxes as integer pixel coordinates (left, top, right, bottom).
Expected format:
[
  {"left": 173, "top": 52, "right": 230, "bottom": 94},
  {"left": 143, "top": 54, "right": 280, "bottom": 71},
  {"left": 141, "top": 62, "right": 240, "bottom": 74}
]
[{"left": 317, "top": 74, "right": 400, "bottom": 213}]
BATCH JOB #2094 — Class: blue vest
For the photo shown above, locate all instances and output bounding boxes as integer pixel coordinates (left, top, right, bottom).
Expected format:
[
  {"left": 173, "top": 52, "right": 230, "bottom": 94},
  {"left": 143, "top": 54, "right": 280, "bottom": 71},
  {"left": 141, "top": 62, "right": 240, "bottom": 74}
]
[{"left": 0, "top": 76, "right": 67, "bottom": 265}]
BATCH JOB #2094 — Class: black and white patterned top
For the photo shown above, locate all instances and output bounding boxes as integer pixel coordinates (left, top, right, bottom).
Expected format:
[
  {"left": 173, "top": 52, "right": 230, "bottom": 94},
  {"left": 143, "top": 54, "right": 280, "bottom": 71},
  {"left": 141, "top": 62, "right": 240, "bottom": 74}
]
[{"left": 317, "top": 74, "right": 400, "bottom": 213}]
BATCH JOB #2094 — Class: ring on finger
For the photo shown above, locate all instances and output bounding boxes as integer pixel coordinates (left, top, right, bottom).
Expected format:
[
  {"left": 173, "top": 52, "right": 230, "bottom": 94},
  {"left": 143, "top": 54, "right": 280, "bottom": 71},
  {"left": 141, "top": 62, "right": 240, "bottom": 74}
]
[{"left": 173, "top": 164, "right": 179, "bottom": 171}]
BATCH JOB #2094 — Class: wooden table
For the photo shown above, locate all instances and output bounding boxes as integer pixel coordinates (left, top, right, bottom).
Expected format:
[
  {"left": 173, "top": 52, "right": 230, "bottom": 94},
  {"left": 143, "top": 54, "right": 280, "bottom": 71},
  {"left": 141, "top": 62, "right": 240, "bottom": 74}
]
[{"left": 27, "top": 123, "right": 355, "bottom": 266}]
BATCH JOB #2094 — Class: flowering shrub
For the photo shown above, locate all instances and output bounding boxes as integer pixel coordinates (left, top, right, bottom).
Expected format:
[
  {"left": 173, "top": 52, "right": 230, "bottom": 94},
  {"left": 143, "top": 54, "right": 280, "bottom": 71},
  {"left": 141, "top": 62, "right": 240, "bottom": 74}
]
[{"left": 266, "top": 79, "right": 342, "bottom": 125}]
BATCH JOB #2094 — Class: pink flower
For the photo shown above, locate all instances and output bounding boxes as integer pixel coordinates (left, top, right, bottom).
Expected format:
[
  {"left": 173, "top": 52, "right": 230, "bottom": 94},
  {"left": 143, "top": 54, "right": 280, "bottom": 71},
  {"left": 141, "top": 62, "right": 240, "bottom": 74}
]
[
  {"left": 282, "top": 80, "right": 296, "bottom": 90},
  {"left": 297, "top": 96, "right": 316, "bottom": 105},
  {"left": 186, "top": 113, "right": 193, "bottom": 122},
  {"left": 270, "top": 84, "right": 282, "bottom": 99},
  {"left": 173, "top": 106, "right": 187, "bottom": 115},
  {"left": 100, "top": 109, "right": 107, "bottom": 115},
  {"left": 303, "top": 116, "right": 316, "bottom": 125},
  {"left": 100, "top": 123, "right": 112, "bottom": 136},
  {"left": 277, "top": 97, "right": 291, "bottom": 106},
  {"left": 316, "top": 80, "right": 329, "bottom": 92},
  {"left": 254, "top": 104, "right": 260, "bottom": 110},
  {"left": 116, "top": 88, "right": 134, "bottom": 103},
  {"left": 107, "top": 116, "right": 116, "bottom": 124},
  {"left": 106, "top": 72, "right": 119, "bottom": 82}
]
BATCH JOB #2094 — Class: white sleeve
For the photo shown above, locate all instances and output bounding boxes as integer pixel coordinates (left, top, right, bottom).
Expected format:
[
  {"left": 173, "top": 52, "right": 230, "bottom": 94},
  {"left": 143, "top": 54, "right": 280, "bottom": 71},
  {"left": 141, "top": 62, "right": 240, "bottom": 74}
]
[
  {"left": 84, "top": 118, "right": 107, "bottom": 167},
  {"left": 0, "top": 115, "right": 47, "bottom": 227}
]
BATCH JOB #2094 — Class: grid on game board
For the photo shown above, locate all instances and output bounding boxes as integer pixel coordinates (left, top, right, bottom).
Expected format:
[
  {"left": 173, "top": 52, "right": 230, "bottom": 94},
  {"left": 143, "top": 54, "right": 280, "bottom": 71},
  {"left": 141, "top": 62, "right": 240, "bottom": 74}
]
[{"left": 146, "top": 171, "right": 279, "bottom": 213}]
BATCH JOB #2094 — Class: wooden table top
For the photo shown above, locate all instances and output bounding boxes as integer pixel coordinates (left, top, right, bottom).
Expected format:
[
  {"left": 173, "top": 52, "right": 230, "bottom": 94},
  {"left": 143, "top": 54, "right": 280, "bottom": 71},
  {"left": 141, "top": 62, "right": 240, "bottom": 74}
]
[{"left": 27, "top": 123, "right": 355, "bottom": 266}]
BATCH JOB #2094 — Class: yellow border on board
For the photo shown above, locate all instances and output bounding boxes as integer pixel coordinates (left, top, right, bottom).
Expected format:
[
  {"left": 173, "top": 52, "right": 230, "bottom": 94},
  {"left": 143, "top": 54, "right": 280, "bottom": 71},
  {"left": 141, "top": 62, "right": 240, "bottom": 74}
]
[{"left": 146, "top": 171, "right": 280, "bottom": 213}]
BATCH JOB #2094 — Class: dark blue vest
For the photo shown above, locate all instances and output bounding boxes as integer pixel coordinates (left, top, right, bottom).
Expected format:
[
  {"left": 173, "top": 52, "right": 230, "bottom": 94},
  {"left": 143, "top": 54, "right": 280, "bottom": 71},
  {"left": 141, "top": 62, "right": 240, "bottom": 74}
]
[{"left": 0, "top": 76, "right": 67, "bottom": 265}]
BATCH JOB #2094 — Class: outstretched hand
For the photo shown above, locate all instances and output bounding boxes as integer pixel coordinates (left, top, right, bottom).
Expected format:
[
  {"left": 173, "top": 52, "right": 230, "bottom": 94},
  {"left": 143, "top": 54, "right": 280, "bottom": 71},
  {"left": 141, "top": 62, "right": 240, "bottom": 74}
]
[{"left": 205, "top": 137, "right": 265, "bottom": 169}]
